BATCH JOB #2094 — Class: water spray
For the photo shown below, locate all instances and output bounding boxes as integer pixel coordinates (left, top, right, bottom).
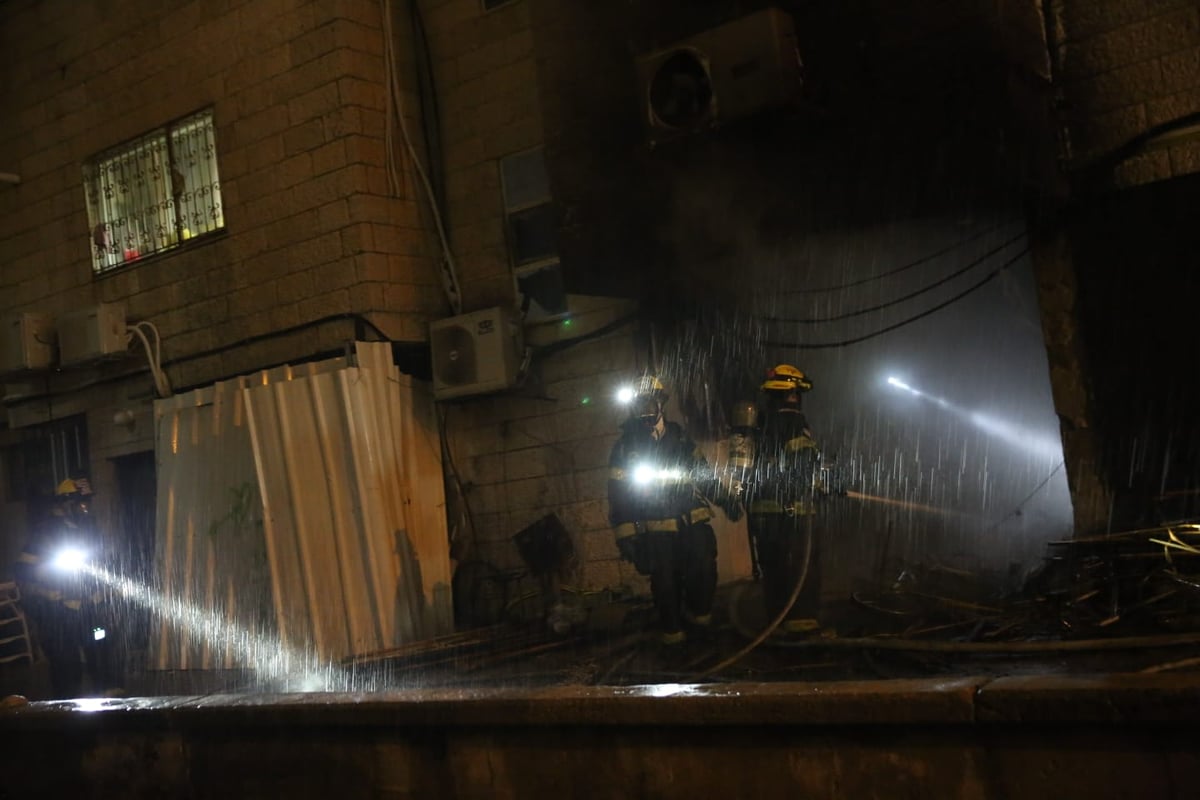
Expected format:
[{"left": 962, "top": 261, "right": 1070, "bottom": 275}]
[{"left": 80, "top": 563, "right": 345, "bottom": 692}]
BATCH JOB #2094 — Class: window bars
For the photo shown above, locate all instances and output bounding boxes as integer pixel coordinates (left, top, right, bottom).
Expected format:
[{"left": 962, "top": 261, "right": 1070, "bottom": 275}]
[{"left": 83, "top": 109, "right": 225, "bottom": 273}]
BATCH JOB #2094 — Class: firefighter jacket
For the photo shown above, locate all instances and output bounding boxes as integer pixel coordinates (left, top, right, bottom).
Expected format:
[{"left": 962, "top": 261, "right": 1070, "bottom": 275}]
[
  {"left": 14, "top": 538, "right": 104, "bottom": 613},
  {"left": 745, "top": 406, "right": 820, "bottom": 516},
  {"left": 608, "top": 417, "right": 713, "bottom": 540}
]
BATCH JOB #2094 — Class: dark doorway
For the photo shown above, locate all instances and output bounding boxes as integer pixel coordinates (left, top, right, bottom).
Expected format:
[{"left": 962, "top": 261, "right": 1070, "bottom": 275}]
[{"left": 112, "top": 451, "right": 156, "bottom": 658}]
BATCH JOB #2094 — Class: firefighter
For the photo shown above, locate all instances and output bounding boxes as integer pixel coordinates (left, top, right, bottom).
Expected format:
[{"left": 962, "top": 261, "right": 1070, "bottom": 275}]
[
  {"left": 739, "top": 364, "right": 825, "bottom": 636},
  {"left": 608, "top": 376, "right": 719, "bottom": 646},
  {"left": 14, "top": 478, "right": 117, "bottom": 698}
]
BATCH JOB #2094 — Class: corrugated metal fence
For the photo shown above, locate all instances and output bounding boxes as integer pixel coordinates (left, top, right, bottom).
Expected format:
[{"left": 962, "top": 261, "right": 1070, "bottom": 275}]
[{"left": 152, "top": 343, "right": 451, "bottom": 669}]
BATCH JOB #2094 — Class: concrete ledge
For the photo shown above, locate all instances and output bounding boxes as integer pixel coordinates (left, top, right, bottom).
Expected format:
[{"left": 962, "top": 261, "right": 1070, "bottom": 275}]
[
  {"left": 4, "top": 675, "right": 1200, "bottom": 799},
  {"left": 1, "top": 676, "right": 986, "bottom": 730}
]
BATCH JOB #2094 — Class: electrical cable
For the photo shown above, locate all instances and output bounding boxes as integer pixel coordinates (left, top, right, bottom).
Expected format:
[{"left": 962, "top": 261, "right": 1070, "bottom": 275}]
[
  {"left": 986, "top": 460, "right": 1065, "bottom": 532},
  {"left": 763, "top": 232, "right": 1026, "bottom": 324},
  {"left": 127, "top": 322, "right": 171, "bottom": 398},
  {"left": 1072, "top": 110, "right": 1200, "bottom": 182},
  {"left": 410, "top": 0, "right": 447, "bottom": 219},
  {"left": 381, "top": 0, "right": 463, "bottom": 315},
  {"left": 774, "top": 220, "right": 1015, "bottom": 295},
  {"left": 5, "top": 313, "right": 395, "bottom": 407},
  {"left": 438, "top": 403, "right": 479, "bottom": 554},
  {"left": 764, "top": 245, "right": 1031, "bottom": 350},
  {"left": 697, "top": 514, "right": 814, "bottom": 677}
]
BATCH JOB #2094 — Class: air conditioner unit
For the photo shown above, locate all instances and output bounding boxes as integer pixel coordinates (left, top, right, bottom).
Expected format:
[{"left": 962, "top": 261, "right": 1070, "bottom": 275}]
[
  {"left": 635, "top": 7, "right": 803, "bottom": 145},
  {"left": 58, "top": 303, "right": 127, "bottom": 367},
  {"left": 430, "top": 306, "right": 524, "bottom": 400},
  {"left": 0, "top": 312, "right": 55, "bottom": 376}
]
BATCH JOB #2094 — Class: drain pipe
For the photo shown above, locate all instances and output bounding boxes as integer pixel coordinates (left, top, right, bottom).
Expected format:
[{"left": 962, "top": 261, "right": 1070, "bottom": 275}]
[{"left": 0, "top": 173, "right": 20, "bottom": 185}]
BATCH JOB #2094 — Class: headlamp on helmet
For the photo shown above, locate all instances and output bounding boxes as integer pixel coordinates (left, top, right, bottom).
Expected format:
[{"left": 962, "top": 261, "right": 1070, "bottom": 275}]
[{"left": 760, "top": 364, "right": 813, "bottom": 393}]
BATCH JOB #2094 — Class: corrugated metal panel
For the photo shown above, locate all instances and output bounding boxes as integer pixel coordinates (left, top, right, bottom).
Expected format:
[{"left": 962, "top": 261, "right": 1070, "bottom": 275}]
[
  {"left": 152, "top": 347, "right": 452, "bottom": 668},
  {"left": 152, "top": 376, "right": 272, "bottom": 670}
]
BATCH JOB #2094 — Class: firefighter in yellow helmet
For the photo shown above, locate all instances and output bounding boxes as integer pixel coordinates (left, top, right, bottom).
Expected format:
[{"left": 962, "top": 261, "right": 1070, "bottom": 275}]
[
  {"left": 14, "top": 476, "right": 118, "bottom": 697},
  {"left": 736, "top": 364, "right": 825, "bottom": 636},
  {"left": 607, "top": 376, "right": 719, "bottom": 646}
]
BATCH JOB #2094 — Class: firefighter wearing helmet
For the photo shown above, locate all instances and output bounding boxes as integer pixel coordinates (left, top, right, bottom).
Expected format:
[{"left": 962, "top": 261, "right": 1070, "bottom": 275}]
[
  {"left": 607, "top": 375, "right": 719, "bottom": 646},
  {"left": 734, "top": 364, "right": 825, "bottom": 636},
  {"left": 14, "top": 476, "right": 119, "bottom": 697}
]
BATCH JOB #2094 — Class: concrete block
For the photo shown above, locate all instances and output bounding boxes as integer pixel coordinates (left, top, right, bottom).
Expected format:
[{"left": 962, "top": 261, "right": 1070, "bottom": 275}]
[
  {"left": 276, "top": 152, "right": 314, "bottom": 190},
  {"left": 276, "top": 270, "right": 316, "bottom": 304},
  {"left": 316, "top": 198, "right": 352, "bottom": 230},
  {"left": 572, "top": 465, "right": 609, "bottom": 502},
  {"left": 289, "top": 21, "right": 339, "bottom": 67},
  {"left": 504, "top": 473, "right": 574, "bottom": 510},
  {"left": 1142, "top": 86, "right": 1200, "bottom": 126},
  {"left": 229, "top": 282, "right": 279, "bottom": 317},
  {"left": 1080, "top": 59, "right": 1164, "bottom": 113},
  {"left": 1056, "top": 0, "right": 1145, "bottom": 41},
  {"left": 350, "top": 282, "right": 385, "bottom": 310},
  {"left": 310, "top": 256, "right": 360, "bottom": 290},
  {"left": 234, "top": 104, "right": 292, "bottom": 146},
  {"left": 1169, "top": 138, "right": 1200, "bottom": 175},
  {"left": 1113, "top": 148, "right": 1173, "bottom": 185},
  {"left": 295, "top": 288, "right": 352, "bottom": 320},
  {"left": 1159, "top": 44, "right": 1200, "bottom": 94}
]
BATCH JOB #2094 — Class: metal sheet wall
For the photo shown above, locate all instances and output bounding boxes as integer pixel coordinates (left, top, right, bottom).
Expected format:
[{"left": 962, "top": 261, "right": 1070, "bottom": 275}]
[{"left": 153, "top": 345, "right": 451, "bottom": 668}]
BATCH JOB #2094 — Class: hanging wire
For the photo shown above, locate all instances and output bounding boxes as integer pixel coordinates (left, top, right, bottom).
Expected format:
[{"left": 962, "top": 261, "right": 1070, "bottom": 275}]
[
  {"left": 761, "top": 232, "right": 1027, "bottom": 324},
  {"left": 771, "top": 220, "right": 1015, "bottom": 295},
  {"left": 764, "top": 245, "right": 1032, "bottom": 350}
]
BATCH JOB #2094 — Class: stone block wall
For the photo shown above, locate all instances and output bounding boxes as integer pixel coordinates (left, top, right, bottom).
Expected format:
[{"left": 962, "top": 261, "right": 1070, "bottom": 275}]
[
  {"left": 1050, "top": 0, "right": 1200, "bottom": 185},
  {"left": 420, "top": 0, "right": 541, "bottom": 312},
  {"left": 0, "top": 0, "right": 443, "bottom": 398}
]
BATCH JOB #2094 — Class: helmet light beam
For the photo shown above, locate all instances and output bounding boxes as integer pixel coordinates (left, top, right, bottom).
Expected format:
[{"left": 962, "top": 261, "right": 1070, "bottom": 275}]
[
  {"left": 50, "top": 546, "right": 89, "bottom": 573},
  {"left": 885, "top": 373, "right": 1062, "bottom": 461}
]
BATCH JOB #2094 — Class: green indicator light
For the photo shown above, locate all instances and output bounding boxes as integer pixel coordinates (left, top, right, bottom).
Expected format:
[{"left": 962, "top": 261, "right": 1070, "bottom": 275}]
[
  {"left": 581, "top": 396, "right": 591, "bottom": 405},
  {"left": 562, "top": 318, "right": 573, "bottom": 327}
]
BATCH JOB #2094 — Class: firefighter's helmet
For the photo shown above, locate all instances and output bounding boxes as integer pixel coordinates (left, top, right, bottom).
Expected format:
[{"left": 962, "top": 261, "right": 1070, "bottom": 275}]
[
  {"left": 633, "top": 375, "right": 666, "bottom": 399},
  {"left": 761, "top": 364, "right": 813, "bottom": 393},
  {"left": 628, "top": 375, "right": 667, "bottom": 421},
  {"left": 55, "top": 477, "right": 93, "bottom": 497}
]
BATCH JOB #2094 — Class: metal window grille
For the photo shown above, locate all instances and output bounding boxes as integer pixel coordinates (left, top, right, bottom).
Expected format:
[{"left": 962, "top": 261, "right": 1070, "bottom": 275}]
[{"left": 83, "top": 109, "right": 225, "bottom": 274}]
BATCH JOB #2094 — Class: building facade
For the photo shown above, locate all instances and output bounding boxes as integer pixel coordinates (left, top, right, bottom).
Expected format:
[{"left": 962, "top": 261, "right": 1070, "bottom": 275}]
[{"left": 1, "top": 0, "right": 1198, "bottom": 649}]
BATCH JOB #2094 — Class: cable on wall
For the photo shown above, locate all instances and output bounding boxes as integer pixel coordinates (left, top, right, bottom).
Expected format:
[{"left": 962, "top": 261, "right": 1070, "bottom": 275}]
[
  {"left": 381, "top": 0, "right": 464, "bottom": 316},
  {"left": 127, "top": 322, "right": 172, "bottom": 398}
]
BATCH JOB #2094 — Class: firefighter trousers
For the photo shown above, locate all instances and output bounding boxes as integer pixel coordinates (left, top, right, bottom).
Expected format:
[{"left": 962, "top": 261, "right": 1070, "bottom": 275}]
[
  {"left": 617, "top": 523, "right": 718, "bottom": 636},
  {"left": 749, "top": 512, "right": 822, "bottom": 624}
]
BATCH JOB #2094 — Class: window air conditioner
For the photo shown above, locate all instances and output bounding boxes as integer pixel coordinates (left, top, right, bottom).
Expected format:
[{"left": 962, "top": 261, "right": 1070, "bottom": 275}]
[
  {"left": 0, "top": 312, "right": 55, "bottom": 376},
  {"left": 430, "top": 306, "right": 524, "bottom": 400},
  {"left": 57, "top": 303, "right": 127, "bottom": 367},
  {"left": 635, "top": 7, "right": 803, "bottom": 145}
]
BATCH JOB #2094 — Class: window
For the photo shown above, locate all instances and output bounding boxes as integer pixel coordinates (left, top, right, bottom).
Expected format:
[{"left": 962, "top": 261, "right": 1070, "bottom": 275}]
[
  {"left": 500, "top": 147, "right": 567, "bottom": 321},
  {"left": 83, "top": 109, "right": 225, "bottom": 274}
]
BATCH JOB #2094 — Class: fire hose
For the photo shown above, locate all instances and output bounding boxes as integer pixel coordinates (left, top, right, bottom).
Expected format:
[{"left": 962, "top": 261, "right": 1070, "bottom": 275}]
[{"left": 698, "top": 513, "right": 815, "bottom": 677}]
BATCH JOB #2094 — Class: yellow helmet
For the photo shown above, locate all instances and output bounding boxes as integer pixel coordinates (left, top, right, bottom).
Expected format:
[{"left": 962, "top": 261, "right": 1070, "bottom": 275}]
[
  {"left": 761, "top": 364, "right": 813, "bottom": 393},
  {"left": 633, "top": 375, "right": 666, "bottom": 398}
]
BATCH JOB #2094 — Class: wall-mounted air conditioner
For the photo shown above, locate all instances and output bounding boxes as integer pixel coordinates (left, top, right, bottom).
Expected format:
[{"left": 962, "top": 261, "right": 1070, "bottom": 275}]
[
  {"left": 635, "top": 7, "right": 803, "bottom": 145},
  {"left": 0, "top": 312, "right": 55, "bottom": 376},
  {"left": 430, "top": 306, "right": 524, "bottom": 400},
  {"left": 58, "top": 303, "right": 127, "bottom": 367}
]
